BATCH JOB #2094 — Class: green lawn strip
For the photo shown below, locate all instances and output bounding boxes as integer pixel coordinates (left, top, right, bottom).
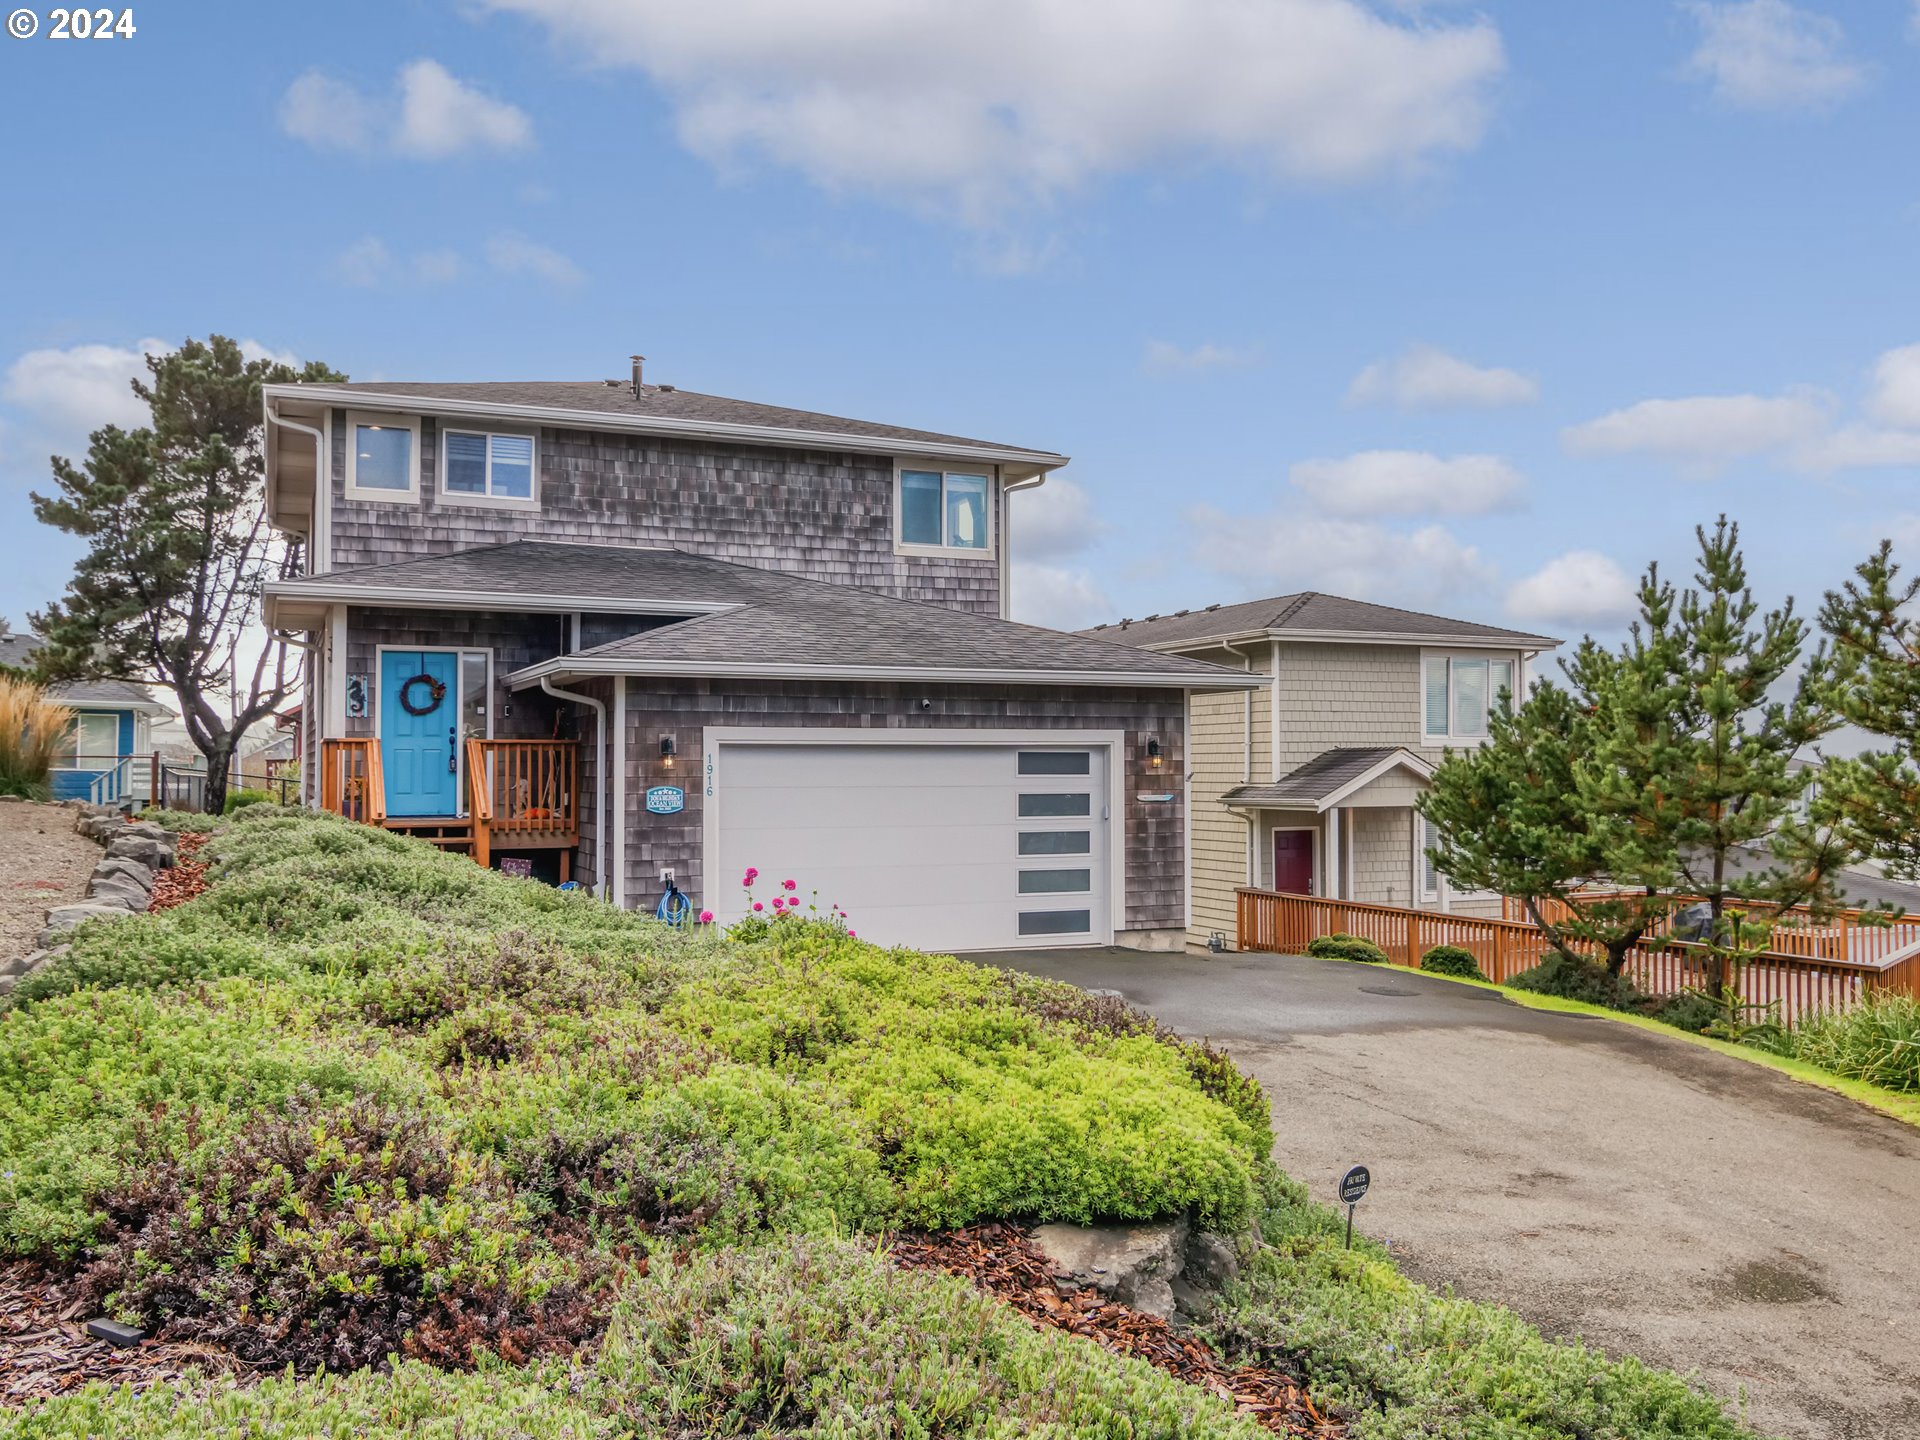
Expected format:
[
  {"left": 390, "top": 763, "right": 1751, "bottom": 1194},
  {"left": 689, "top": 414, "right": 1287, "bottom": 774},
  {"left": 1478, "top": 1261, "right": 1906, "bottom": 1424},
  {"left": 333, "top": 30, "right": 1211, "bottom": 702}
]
[{"left": 1354, "top": 961, "right": 1920, "bottom": 1130}]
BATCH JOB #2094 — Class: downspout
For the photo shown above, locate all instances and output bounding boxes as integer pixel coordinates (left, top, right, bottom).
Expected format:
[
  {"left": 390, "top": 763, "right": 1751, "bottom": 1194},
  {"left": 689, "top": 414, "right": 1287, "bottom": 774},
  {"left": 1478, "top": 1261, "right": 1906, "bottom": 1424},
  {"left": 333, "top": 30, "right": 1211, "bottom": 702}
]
[
  {"left": 999, "top": 469, "right": 1049, "bottom": 621},
  {"left": 541, "top": 676, "right": 607, "bottom": 901},
  {"left": 267, "top": 403, "right": 329, "bottom": 574},
  {"left": 266, "top": 403, "right": 330, "bottom": 808},
  {"left": 1221, "top": 639, "right": 1255, "bottom": 885}
]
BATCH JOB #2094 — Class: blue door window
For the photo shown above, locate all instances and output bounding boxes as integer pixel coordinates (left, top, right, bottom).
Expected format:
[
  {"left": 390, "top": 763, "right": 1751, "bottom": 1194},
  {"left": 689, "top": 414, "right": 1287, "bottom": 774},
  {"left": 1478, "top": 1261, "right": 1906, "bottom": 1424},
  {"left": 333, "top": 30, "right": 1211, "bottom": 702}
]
[{"left": 380, "top": 651, "right": 460, "bottom": 817}]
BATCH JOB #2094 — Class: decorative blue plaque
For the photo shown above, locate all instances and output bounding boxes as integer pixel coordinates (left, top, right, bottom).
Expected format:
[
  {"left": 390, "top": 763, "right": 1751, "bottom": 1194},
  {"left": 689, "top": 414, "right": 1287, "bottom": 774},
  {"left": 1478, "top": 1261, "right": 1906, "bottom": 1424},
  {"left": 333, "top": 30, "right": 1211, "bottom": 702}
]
[{"left": 645, "top": 785, "right": 686, "bottom": 815}]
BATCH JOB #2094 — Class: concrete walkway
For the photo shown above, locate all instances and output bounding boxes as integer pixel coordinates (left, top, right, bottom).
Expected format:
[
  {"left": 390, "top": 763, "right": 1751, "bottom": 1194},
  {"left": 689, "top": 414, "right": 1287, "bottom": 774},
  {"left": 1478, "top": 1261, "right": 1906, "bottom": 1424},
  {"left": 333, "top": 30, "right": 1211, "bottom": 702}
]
[{"left": 988, "top": 946, "right": 1920, "bottom": 1440}]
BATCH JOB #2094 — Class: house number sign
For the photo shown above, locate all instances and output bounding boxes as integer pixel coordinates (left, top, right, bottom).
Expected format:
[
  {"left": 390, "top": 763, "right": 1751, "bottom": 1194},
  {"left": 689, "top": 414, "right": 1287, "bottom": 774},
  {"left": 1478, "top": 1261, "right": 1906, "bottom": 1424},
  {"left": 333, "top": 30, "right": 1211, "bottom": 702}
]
[{"left": 645, "top": 785, "right": 685, "bottom": 815}]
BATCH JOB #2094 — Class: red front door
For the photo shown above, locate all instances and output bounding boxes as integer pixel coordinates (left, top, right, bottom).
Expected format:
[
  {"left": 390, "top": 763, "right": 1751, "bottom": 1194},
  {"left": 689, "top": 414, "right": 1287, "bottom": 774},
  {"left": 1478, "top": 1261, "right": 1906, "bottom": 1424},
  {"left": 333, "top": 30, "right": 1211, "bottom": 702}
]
[{"left": 1273, "top": 830, "right": 1314, "bottom": 895}]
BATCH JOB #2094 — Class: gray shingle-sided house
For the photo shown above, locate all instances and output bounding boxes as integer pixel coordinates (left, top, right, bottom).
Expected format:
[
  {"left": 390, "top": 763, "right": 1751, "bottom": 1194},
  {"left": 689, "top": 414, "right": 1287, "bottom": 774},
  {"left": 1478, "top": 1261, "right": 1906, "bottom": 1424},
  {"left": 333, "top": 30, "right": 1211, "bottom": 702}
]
[
  {"left": 260, "top": 362, "right": 1261, "bottom": 952},
  {"left": 1084, "top": 594, "right": 1558, "bottom": 950},
  {"left": 0, "top": 633, "right": 169, "bottom": 805}
]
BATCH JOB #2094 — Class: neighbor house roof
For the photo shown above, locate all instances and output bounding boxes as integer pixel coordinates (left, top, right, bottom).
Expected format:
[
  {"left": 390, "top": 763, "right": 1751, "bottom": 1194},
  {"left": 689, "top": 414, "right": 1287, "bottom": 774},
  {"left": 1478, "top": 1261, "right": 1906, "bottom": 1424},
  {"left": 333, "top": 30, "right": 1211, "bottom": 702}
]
[
  {"left": 1082, "top": 592, "right": 1558, "bottom": 651},
  {"left": 0, "top": 634, "right": 167, "bottom": 710},
  {"left": 264, "top": 541, "right": 1264, "bottom": 692},
  {"left": 1220, "top": 746, "right": 1436, "bottom": 812},
  {"left": 263, "top": 380, "right": 1067, "bottom": 473}
]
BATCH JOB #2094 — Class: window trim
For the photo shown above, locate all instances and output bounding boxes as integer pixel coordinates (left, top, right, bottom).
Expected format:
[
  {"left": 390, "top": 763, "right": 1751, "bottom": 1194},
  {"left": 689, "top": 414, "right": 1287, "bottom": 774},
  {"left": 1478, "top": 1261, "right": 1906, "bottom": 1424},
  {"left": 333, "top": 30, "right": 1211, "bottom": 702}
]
[
  {"left": 892, "top": 457, "right": 997, "bottom": 557},
  {"left": 343, "top": 411, "right": 422, "bottom": 503},
  {"left": 438, "top": 424, "right": 541, "bottom": 511},
  {"left": 1421, "top": 650, "right": 1517, "bottom": 744},
  {"left": 56, "top": 710, "right": 122, "bottom": 770}
]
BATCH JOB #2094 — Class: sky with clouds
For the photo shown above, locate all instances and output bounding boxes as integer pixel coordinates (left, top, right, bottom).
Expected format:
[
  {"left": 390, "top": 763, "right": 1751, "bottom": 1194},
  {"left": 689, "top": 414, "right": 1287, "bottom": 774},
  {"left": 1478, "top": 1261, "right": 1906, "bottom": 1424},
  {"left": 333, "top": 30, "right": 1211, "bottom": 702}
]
[{"left": 3, "top": 0, "right": 1919, "bottom": 649}]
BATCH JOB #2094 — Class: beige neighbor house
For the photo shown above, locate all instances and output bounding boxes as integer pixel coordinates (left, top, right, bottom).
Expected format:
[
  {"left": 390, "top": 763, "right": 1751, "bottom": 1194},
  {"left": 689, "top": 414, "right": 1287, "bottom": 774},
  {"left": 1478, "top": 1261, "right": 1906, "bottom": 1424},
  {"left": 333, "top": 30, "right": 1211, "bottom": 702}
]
[{"left": 1085, "top": 594, "right": 1559, "bottom": 951}]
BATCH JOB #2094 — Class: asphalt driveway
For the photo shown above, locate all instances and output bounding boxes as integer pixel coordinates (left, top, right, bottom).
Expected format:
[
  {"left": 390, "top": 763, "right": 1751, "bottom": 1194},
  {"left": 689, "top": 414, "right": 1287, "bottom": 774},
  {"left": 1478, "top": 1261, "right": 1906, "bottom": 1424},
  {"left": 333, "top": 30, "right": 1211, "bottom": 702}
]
[{"left": 987, "top": 946, "right": 1920, "bottom": 1440}]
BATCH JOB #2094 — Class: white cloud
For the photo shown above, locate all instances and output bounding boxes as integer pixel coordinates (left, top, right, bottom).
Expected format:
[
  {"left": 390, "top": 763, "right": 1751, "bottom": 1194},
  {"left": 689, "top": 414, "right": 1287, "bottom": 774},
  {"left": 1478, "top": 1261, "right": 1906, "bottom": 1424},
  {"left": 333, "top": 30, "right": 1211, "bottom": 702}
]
[
  {"left": 394, "top": 59, "right": 534, "bottom": 158},
  {"left": 1345, "top": 342, "right": 1537, "bottom": 409},
  {"left": 1505, "top": 550, "right": 1638, "bottom": 630},
  {"left": 1683, "top": 1, "right": 1866, "bottom": 112},
  {"left": 335, "top": 237, "right": 396, "bottom": 288},
  {"left": 1790, "top": 424, "right": 1920, "bottom": 472},
  {"left": 1008, "top": 476, "right": 1104, "bottom": 561},
  {"left": 1561, "top": 392, "right": 1828, "bottom": 470},
  {"left": 1142, "top": 340, "right": 1262, "bottom": 374},
  {"left": 0, "top": 336, "right": 300, "bottom": 467},
  {"left": 280, "top": 61, "right": 532, "bottom": 159},
  {"left": 484, "top": 232, "right": 586, "bottom": 287},
  {"left": 1186, "top": 505, "right": 1494, "bottom": 608},
  {"left": 1009, "top": 562, "right": 1113, "bottom": 631},
  {"left": 1289, "top": 450, "right": 1525, "bottom": 517},
  {"left": 1866, "top": 342, "right": 1920, "bottom": 428},
  {"left": 477, "top": 0, "right": 1504, "bottom": 221},
  {"left": 278, "top": 72, "right": 382, "bottom": 154}
]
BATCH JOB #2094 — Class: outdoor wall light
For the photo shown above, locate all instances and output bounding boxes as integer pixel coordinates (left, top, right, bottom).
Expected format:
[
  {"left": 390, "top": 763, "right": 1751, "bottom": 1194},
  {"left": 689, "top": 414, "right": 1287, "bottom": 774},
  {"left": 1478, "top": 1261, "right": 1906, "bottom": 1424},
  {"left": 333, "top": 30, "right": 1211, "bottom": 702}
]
[
  {"left": 660, "top": 735, "right": 677, "bottom": 769},
  {"left": 1146, "top": 737, "right": 1163, "bottom": 769}
]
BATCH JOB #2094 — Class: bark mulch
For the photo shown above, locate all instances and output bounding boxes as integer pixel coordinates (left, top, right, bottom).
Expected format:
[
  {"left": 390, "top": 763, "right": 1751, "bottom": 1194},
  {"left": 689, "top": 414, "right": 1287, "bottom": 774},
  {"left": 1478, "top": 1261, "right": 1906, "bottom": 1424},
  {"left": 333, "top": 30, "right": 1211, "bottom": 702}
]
[
  {"left": 148, "top": 832, "right": 210, "bottom": 912},
  {"left": 890, "top": 1223, "right": 1341, "bottom": 1438},
  {"left": 0, "top": 1263, "right": 246, "bottom": 1403}
]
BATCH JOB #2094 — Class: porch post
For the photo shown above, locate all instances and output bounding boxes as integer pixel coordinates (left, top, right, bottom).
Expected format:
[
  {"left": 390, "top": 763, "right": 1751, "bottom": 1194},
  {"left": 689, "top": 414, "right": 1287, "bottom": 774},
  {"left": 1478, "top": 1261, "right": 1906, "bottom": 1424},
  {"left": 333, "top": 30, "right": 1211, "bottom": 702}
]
[
  {"left": 1324, "top": 806, "right": 1341, "bottom": 900},
  {"left": 611, "top": 678, "right": 626, "bottom": 909},
  {"left": 1409, "top": 806, "right": 1421, "bottom": 913}
]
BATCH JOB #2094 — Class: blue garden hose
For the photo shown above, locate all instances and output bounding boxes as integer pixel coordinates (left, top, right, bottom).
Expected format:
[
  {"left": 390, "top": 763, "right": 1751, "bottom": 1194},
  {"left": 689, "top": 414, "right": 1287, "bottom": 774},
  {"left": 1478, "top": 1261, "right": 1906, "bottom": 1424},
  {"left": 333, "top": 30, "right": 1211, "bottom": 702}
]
[{"left": 654, "top": 878, "right": 692, "bottom": 925}]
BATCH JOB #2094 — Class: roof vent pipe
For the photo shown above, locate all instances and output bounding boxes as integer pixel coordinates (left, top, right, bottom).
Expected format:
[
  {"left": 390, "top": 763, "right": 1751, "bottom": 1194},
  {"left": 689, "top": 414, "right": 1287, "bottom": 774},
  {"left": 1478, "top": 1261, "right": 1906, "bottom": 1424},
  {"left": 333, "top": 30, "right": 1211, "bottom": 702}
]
[{"left": 630, "top": 355, "right": 645, "bottom": 398}]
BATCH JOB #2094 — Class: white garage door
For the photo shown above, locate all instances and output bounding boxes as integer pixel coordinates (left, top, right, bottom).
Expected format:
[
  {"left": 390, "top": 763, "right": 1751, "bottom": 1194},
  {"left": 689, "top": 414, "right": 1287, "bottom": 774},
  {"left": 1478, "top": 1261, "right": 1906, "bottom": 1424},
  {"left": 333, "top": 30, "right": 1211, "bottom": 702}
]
[{"left": 711, "top": 741, "right": 1112, "bottom": 951}]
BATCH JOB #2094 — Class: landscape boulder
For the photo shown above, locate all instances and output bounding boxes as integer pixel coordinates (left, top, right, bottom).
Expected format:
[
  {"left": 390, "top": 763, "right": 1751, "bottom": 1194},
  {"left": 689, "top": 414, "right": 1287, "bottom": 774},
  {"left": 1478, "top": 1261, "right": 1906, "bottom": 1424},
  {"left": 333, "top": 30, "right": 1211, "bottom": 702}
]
[
  {"left": 86, "top": 876, "right": 150, "bottom": 911},
  {"left": 92, "top": 857, "right": 154, "bottom": 892},
  {"left": 1030, "top": 1215, "right": 1191, "bottom": 1319},
  {"left": 37, "top": 904, "right": 137, "bottom": 947},
  {"left": 106, "top": 836, "right": 172, "bottom": 868}
]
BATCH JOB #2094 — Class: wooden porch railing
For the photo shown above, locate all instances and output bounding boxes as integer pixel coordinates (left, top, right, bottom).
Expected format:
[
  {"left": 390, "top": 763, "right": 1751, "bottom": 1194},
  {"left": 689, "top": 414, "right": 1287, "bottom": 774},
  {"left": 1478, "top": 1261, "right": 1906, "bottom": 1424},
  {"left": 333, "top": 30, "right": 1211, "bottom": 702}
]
[
  {"left": 319, "top": 738, "right": 385, "bottom": 825},
  {"left": 464, "top": 738, "right": 578, "bottom": 870},
  {"left": 1238, "top": 888, "right": 1919, "bottom": 1027}
]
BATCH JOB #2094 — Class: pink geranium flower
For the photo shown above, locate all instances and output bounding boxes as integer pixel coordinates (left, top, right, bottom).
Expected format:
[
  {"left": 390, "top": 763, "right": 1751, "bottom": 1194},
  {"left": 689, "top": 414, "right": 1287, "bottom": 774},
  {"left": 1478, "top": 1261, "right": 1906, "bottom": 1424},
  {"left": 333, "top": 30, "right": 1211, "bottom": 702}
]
[
  {"left": 698, "top": 910, "right": 714, "bottom": 924},
  {"left": 771, "top": 897, "right": 784, "bottom": 909},
  {"left": 781, "top": 879, "right": 797, "bottom": 891},
  {"left": 743, "top": 867, "right": 759, "bottom": 885},
  {"left": 752, "top": 902, "right": 764, "bottom": 912},
  {"left": 847, "top": 930, "right": 856, "bottom": 938}
]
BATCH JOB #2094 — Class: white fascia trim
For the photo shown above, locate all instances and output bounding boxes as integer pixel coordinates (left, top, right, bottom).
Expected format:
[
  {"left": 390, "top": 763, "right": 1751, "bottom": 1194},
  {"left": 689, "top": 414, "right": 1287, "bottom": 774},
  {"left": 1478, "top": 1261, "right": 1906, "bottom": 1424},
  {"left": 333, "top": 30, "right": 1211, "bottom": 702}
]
[
  {"left": 1132, "top": 630, "right": 1558, "bottom": 654},
  {"left": 507, "top": 656, "right": 1269, "bottom": 692},
  {"left": 263, "top": 581, "right": 741, "bottom": 617},
  {"left": 261, "top": 384, "right": 1069, "bottom": 474}
]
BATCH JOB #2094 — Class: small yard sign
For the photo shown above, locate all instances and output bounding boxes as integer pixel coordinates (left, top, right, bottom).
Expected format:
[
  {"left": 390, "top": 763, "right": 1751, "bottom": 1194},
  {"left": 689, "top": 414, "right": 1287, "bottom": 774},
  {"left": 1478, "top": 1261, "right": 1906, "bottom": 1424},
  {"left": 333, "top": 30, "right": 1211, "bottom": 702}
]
[
  {"left": 499, "top": 857, "right": 533, "bottom": 878},
  {"left": 1338, "top": 1164, "right": 1371, "bottom": 1249},
  {"left": 645, "top": 785, "right": 686, "bottom": 815}
]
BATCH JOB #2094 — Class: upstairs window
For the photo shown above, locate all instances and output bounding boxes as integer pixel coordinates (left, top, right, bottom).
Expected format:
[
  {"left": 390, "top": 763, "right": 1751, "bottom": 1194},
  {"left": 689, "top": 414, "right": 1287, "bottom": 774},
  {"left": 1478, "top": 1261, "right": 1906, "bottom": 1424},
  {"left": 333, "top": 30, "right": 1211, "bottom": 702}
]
[
  {"left": 442, "top": 428, "right": 537, "bottom": 504},
  {"left": 345, "top": 413, "right": 420, "bottom": 501},
  {"left": 898, "top": 465, "right": 990, "bottom": 551},
  {"left": 1423, "top": 654, "right": 1515, "bottom": 741}
]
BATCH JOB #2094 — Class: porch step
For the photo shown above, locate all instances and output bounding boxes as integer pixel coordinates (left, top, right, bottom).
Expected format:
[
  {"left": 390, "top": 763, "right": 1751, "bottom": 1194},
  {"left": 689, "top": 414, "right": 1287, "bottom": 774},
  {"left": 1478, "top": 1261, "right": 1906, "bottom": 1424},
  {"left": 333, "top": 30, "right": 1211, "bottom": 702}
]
[{"left": 381, "top": 816, "right": 475, "bottom": 852}]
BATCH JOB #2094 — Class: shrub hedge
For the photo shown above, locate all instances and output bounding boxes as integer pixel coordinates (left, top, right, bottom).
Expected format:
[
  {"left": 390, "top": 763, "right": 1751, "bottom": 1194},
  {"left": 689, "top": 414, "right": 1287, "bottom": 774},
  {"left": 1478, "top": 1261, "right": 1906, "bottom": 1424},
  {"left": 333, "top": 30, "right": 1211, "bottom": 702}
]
[
  {"left": 1789, "top": 993, "right": 1920, "bottom": 1092},
  {"left": 1418, "top": 944, "right": 1484, "bottom": 980},
  {"left": 1305, "top": 932, "right": 1389, "bottom": 964}
]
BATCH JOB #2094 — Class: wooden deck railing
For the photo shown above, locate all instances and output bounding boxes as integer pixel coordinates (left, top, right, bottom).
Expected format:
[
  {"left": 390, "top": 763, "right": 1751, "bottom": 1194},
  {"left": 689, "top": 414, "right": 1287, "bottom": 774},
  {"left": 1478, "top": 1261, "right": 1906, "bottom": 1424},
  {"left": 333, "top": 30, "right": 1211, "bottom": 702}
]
[
  {"left": 1504, "top": 892, "right": 1920, "bottom": 968},
  {"left": 1239, "top": 888, "right": 1920, "bottom": 1027},
  {"left": 318, "top": 738, "right": 384, "bottom": 825},
  {"left": 464, "top": 738, "right": 578, "bottom": 869}
]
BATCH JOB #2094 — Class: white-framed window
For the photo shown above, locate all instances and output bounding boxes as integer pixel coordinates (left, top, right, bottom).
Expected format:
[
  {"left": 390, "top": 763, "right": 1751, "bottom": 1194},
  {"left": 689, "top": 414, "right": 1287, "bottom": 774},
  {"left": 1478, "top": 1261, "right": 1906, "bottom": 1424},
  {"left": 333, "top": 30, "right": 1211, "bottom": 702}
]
[
  {"left": 54, "top": 711, "right": 120, "bottom": 769},
  {"left": 1423, "top": 653, "right": 1515, "bottom": 741},
  {"left": 1420, "top": 814, "right": 1441, "bottom": 900},
  {"left": 440, "top": 427, "right": 538, "bottom": 507},
  {"left": 344, "top": 412, "right": 420, "bottom": 502},
  {"left": 896, "top": 461, "right": 992, "bottom": 553}
]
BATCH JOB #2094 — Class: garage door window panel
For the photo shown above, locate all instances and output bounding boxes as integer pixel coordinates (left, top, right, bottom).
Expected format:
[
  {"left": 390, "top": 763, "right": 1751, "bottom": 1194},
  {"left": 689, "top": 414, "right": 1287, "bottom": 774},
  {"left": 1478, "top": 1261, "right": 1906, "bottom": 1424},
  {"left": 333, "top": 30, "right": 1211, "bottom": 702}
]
[
  {"left": 1019, "top": 868, "right": 1091, "bottom": 894},
  {"left": 1018, "top": 752, "right": 1091, "bottom": 776},
  {"left": 1019, "top": 792, "right": 1091, "bottom": 817},
  {"left": 1020, "top": 830, "right": 1091, "bottom": 855},
  {"left": 1019, "top": 909, "right": 1093, "bottom": 936}
]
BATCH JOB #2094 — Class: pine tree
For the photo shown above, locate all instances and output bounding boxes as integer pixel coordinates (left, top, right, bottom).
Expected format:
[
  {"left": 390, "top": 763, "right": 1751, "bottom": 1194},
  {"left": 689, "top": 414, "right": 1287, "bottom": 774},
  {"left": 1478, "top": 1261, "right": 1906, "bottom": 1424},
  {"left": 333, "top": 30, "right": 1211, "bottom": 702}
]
[
  {"left": 29, "top": 336, "right": 342, "bottom": 813},
  {"left": 1817, "top": 541, "right": 1920, "bottom": 881}
]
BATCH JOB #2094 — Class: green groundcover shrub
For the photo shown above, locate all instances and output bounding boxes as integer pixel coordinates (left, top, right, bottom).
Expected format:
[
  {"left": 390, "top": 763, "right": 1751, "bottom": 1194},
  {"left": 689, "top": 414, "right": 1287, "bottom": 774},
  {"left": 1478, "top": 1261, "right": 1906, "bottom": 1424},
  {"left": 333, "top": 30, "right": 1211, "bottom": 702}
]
[
  {"left": 1790, "top": 993, "right": 1920, "bottom": 1092},
  {"left": 1419, "top": 944, "right": 1484, "bottom": 980},
  {"left": 1306, "top": 931, "right": 1389, "bottom": 964},
  {"left": 1204, "top": 1174, "right": 1751, "bottom": 1440},
  {"left": 1507, "top": 950, "right": 1644, "bottom": 1009},
  {"left": 221, "top": 785, "right": 277, "bottom": 814}
]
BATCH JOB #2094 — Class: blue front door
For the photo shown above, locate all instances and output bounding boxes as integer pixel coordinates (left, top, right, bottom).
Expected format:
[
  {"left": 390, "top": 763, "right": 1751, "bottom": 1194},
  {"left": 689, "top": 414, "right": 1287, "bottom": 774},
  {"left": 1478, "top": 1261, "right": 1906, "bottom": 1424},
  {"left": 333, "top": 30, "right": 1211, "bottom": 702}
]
[{"left": 380, "top": 650, "right": 459, "bottom": 817}]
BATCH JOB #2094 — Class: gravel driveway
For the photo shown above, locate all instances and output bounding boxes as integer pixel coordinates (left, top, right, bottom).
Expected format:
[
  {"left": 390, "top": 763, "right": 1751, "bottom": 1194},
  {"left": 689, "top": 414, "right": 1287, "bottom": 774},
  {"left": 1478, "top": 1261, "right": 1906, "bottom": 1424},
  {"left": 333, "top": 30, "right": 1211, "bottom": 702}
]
[
  {"left": 0, "top": 800, "right": 99, "bottom": 962},
  {"left": 992, "top": 946, "right": 1920, "bottom": 1440}
]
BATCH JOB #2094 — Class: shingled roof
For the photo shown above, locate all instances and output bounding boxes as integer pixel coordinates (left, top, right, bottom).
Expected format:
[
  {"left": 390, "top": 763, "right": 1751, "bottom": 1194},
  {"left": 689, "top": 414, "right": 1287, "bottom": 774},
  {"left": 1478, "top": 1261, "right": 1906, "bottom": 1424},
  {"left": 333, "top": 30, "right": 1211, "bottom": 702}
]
[
  {"left": 1082, "top": 592, "right": 1557, "bottom": 650},
  {"left": 0, "top": 634, "right": 165, "bottom": 709},
  {"left": 265, "top": 542, "right": 1260, "bottom": 691},
  {"left": 1220, "top": 746, "right": 1435, "bottom": 810},
  {"left": 267, "top": 380, "right": 1064, "bottom": 468}
]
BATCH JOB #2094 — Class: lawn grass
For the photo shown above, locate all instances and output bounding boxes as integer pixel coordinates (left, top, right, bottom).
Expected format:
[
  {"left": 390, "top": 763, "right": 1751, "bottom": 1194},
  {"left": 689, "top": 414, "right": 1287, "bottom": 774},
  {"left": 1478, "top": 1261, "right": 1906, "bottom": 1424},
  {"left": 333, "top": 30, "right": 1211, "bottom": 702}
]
[{"left": 0, "top": 808, "right": 1764, "bottom": 1438}]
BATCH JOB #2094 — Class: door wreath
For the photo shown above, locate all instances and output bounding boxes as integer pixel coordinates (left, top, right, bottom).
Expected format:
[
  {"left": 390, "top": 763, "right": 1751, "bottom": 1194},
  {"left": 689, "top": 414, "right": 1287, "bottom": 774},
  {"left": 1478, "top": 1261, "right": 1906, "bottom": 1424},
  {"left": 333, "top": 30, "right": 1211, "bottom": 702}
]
[{"left": 398, "top": 673, "right": 448, "bottom": 716}]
